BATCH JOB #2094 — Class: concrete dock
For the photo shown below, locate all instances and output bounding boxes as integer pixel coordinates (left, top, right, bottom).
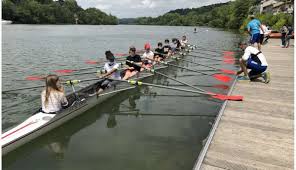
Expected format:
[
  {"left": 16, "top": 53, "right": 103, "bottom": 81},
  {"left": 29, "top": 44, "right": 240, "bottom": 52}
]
[{"left": 196, "top": 39, "right": 294, "bottom": 170}]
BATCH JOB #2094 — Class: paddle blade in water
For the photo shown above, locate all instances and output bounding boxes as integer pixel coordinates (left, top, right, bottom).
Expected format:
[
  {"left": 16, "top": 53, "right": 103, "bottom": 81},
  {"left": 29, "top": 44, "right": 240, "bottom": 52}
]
[
  {"left": 54, "top": 69, "right": 74, "bottom": 73},
  {"left": 212, "top": 74, "right": 232, "bottom": 82},
  {"left": 26, "top": 76, "right": 44, "bottom": 81},
  {"left": 115, "top": 53, "right": 127, "bottom": 57},
  {"left": 210, "top": 93, "right": 243, "bottom": 101},
  {"left": 85, "top": 60, "right": 98, "bottom": 64},
  {"left": 220, "top": 69, "right": 236, "bottom": 75},
  {"left": 223, "top": 59, "right": 235, "bottom": 64},
  {"left": 223, "top": 51, "right": 235, "bottom": 55},
  {"left": 212, "top": 84, "right": 229, "bottom": 90},
  {"left": 223, "top": 56, "right": 235, "bottom": 60}
]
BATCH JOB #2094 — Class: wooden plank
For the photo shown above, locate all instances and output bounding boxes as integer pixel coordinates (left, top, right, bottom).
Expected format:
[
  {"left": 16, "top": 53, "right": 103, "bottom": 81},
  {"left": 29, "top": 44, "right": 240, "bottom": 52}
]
[{"left": 197, "top": 39, "right": 294, "bottom": 170}]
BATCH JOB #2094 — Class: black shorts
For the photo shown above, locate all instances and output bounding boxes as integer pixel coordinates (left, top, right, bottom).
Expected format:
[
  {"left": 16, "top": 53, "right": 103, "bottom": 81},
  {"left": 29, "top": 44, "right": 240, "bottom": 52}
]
[{"left": 259, "top": 34, "right": 264, "bottom": 44}]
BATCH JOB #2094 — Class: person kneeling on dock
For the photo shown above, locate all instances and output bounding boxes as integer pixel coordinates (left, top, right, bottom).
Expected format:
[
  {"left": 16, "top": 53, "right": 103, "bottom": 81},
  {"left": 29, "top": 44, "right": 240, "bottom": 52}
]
[
  {"left": 122, "top": 46, "right": 143, "bottom": 80},
  {"left": 41, "top": 75, "right": 68, "bottom": 114},
  {"left": 96, "top": 51, "right": 121, "bottom": 94},
  {"left": 237, "top": 42, "right": 270, "bottom": 83}
]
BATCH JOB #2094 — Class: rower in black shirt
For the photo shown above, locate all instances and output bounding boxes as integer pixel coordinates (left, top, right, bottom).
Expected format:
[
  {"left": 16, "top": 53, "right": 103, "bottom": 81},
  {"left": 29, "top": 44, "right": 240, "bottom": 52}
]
[
  {"left": 122, "top": 46, "right": 143, "bottom": 80},
  {"left": 154, "top": 42, "right": 165, "bottom": 61},
  {"left": 163, "top": 39, "right": 172, "bottom": 57}
]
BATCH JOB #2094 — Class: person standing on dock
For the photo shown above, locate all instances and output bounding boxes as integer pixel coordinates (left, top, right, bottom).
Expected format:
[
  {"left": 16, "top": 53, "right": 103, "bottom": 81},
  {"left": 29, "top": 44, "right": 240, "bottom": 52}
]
[
  {"left": 280, "top": 25, "right": 289, "bottom": 48},
  {"left": 237, "top": 42, "right": 270, "bottom": 83},
  {"left": 41, "top": 75, "right": 68, "bottom": 113},
  {"left": 247, "top": 15, "right": 264, "bottom": 50},
  {"left": 284, "top": 26, "right": 293, "bottom": 48}
]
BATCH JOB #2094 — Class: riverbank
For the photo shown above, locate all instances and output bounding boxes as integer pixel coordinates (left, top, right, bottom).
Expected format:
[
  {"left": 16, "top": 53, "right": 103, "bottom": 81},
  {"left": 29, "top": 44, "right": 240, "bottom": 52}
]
[{"left": 196, "top": 39, "right": 294, "bottom": 170}]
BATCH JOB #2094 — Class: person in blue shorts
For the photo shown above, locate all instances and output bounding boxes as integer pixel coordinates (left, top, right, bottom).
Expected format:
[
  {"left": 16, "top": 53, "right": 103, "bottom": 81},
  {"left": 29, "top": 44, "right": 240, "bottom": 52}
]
[
  {"left": 247, "top": 15, "right": 264, "bottom": 50},
  {"left": 237, "top": 42, "right": 270, "bottom": 83}
]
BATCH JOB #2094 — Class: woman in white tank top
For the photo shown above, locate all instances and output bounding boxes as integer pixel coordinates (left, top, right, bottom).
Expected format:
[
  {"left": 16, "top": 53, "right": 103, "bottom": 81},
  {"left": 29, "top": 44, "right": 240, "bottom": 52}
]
[{"left": 41, "top": 75, "right": 68, "bottom": 113}]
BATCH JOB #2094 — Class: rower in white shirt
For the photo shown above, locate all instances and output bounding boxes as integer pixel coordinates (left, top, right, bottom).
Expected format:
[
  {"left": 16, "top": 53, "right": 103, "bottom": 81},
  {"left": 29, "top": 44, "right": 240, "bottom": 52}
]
[
  {"left": 142, "top": 43, "right": 154, "bottom": 68},
  {"left": 180, "top": 35, "right": 188, "bottom": 49},
  {"left": 96, "top": 50, "right": 121, "bottom": 94}
]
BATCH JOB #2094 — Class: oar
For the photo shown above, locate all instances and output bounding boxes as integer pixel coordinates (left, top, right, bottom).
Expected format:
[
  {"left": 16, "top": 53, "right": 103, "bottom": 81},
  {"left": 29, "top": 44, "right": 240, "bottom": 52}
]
[
  {"left": 173, "top": 57, "right": 236, "bottom": 75},
  {"left": 26, "top": 70, "right": 104, "bottom": 81},
  {"left": 190, "top": 50, "right": 235, "bottom": 60},
  {"left": 3, "top": 78, "right": 103, "bottom": 93},
  {"left": 167, "top": 83, "right": 229, "bottom": 90},
  {"left": 3, "top": 85, "right": 45, "bottom": 93},
  {"left": 186, "top": 54, "right": 235, "bottom": 64},
  {"left": 114, "top": 111, "right": 217, "bottom": 117},
  {"left": 109, "top": 79, "right": 243, "bottom": 101},
  {"left": 160, "top": 61, "right": 232, "bottom": 83},
  {"left": 26, "top": 65, "right": 105, "bottom": 80},
  {"left": 145, "top": 53, "right": 232, "bottom": 82},
  {"left": 53, "top": 65, "right": 104, "bottom": 74},
  {"left": 187, "top": 44, "right": 239, "bottom": 54},
  {"left": 127, "top": 60, "right": 208, "bottom": 92},
  {"left": 85, "top": 57, "right": 126, "bottom": 65}
]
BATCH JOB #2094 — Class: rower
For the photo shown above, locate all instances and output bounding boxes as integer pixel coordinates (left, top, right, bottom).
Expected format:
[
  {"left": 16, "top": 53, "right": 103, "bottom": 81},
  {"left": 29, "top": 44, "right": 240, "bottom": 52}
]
[
  {"left": 122, "top": 46, "right": 143, "bottom": 80},
  {"left": 41, "top": 75, "right": 68, "bottom": 114},
  {"left": 163, "top": 39, "right": 172, "bottom": 57},
  {"left": 96, "top": 51, "right": 121, "bottom": 94},
  {"left": 142, "top": 43, "right": 154, "bottom": 68},
  {"left": 171, "top": 38, "right": 181, "bottom": 53},
  {"left": 154, "top": 42, "right": 165, "bottom": 62},
  {"left": 237, "top": 42, "right": 270, "bottom": 83},
  {"left": 180, "top": 35, "right": 188, "bottom": 49}
]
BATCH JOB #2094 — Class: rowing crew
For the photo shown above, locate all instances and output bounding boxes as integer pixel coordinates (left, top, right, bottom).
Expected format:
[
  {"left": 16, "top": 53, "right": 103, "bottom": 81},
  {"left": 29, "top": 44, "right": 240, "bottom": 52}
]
[{"left": 40, "top": 36, "right": 189, "bottom": 114}]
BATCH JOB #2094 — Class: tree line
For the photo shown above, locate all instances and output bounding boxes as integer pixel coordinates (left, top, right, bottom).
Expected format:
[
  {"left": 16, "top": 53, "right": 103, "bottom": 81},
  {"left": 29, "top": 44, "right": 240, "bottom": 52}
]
[
  {"left": 2, "top": 0, "right": 118, "bottom": 25},
  {"left": 134, "top": 0, "right": 293, "bottom": 31}
]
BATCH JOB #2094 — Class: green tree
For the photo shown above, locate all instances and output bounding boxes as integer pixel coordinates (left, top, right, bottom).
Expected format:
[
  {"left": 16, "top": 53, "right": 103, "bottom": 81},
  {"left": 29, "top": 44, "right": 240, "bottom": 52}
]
[{"left": 2, "top": 0, "right": 16, "bottom": 21}]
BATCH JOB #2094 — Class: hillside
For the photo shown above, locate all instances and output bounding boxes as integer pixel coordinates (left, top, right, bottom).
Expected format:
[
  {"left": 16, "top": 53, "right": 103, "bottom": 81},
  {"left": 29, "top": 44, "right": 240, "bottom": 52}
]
[{"left": 2, "top": 0, "right": 118, "bottom": 24}]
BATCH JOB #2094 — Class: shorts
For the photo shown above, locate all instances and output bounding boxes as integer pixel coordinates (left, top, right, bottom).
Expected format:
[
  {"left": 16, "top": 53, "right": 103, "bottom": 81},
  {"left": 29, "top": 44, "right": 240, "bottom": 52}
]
[
  {"left": 259, "top": 34, "right": 264, "bottom": 44},
  {"left": 250, "top": 33, "right": 261, "bottom": 44},
  {"left": 246, "top": 58, "right": 267, "bottom": 77},
  {"left": 100, "top": 79, "right": 115, "bottom": 89}
]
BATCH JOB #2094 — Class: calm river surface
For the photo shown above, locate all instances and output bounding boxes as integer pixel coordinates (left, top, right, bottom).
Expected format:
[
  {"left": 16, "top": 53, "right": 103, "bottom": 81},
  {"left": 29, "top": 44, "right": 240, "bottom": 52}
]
[{"left": 2, "top": 25, "right": 241, "bottom": 170}]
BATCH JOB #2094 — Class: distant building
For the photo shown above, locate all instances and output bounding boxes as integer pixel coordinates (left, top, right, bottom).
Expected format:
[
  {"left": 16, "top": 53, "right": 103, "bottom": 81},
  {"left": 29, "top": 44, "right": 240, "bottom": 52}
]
[{"left": 260, "top": 0, "right": 294, "bottom": 14}]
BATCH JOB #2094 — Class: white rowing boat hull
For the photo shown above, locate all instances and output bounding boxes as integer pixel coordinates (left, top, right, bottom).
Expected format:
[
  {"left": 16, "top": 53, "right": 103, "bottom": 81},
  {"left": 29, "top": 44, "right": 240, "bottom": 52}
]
[{"left": 1, "top": 61, "right": 177, "bottom": 155}]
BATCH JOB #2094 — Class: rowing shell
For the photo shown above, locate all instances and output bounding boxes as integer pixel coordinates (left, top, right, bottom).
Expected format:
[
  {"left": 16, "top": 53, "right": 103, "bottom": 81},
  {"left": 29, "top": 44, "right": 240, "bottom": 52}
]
[{"left": 2, "top": 50, "right": 190, "bottom": 155}]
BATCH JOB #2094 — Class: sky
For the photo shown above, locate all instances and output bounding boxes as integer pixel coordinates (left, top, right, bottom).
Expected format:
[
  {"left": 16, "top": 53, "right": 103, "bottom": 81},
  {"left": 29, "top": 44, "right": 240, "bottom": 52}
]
[{"left": 76, "top": 0, "right": 230, "bottom": 18}]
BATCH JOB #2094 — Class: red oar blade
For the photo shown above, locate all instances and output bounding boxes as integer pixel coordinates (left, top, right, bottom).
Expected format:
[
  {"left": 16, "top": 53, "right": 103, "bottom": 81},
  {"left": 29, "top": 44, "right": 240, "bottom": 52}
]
[
  {"left": 223, "top": 56, "right": 235, "bottom": 60},
  {"left": 223, "top": 51, "right": 235, "bottom": 55},
  {"left": 26, "top": 76, "right": 44, "bottom": 81},
  {"left": 220, "top": 69, "right": 236, "bottom": 75},
  {"left": 211, "top": 93, "right": 243, "bottom": 101},
  {"left": 114, "top": 53, "right": 127, "bottom": 57},
  {"left": 212, "top": 74, "right": 232, "bottom": 82},
  {"left": 223, "top": 59, "right": 235, "bottom": 64},
  {"left": 212, "top": 84, "right": 229, "bottom": 90},
  {"left": 85, "top": 60, "right": 98, "bottom": 64},
  {"left": 54, "top": 69, "right": 75, "bottom": 73}
]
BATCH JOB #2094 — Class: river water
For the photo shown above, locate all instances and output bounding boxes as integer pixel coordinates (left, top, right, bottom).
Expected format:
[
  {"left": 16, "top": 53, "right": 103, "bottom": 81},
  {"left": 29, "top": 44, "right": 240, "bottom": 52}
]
[{"left": 2, "top": 25, "right": 241, "bottom": 170}]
